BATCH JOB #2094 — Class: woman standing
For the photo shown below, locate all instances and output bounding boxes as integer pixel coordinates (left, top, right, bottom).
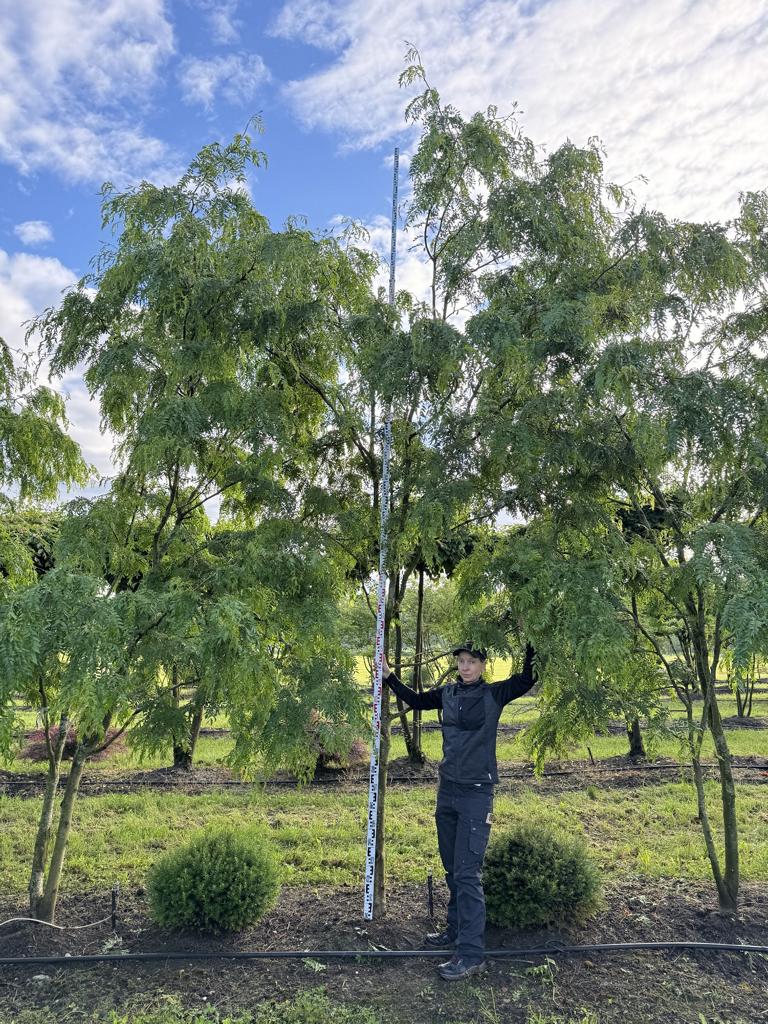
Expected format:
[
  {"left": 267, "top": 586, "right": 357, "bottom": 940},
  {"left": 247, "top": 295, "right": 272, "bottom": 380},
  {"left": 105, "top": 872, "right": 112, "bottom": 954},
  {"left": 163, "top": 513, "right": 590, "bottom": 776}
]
[{"left": 382, "top": 640, "right": 536, "bottom": 981}]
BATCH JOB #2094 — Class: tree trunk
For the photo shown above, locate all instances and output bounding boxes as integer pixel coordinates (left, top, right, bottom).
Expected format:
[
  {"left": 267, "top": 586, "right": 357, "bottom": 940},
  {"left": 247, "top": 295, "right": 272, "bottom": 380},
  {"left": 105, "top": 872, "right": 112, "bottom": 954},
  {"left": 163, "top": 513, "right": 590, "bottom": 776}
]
[
  {"left": 170, "top": 664, "right": 187, "bottom": 769},
  {"left": 390, "top": 574, "right": 419, "bottom": 761},
  {"left": 735, "top": 680, "right": 746, "bottom": 718},
  {"left": 411, "top": 566, "right": 425, "bottom": 763},
  {"left": 35, "top": 744, "right": 89, "bottom": 923},
  {"left": 690, "top": 748, "right": 729, "bottom": 906},
  {"left": 172, "top": 706, "right": 203, "bottom": 770},
  {"left": 626, "top": 717, "right": 646, "bottom": 758},
  {"left": 29, "top": 716, "right": 69, "bottom": 914},
  {"left": 707, "top": 695, "right": 739, "bottom": 910},
  {"left": 189, "top": 705, "right": 203, "bottom": 760},
  {"left": 735, "top": 656, "right": 757, "bottom": 718}
]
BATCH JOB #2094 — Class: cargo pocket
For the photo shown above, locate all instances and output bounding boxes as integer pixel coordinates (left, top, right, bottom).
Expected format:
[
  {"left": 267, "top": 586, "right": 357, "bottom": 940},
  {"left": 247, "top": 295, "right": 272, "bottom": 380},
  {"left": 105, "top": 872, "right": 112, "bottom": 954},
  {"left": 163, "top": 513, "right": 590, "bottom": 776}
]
[{"left": 468, "top": 818, "right": 491, "bottom": 857}]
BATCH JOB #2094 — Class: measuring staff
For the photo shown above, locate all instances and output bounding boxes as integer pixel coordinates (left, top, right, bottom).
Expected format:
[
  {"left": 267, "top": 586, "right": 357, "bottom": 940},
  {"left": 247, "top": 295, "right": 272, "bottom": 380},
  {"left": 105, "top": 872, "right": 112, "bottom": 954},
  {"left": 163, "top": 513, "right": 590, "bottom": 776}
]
[{"left": 382, "top": 640, "right": 536, "bottom": 982}]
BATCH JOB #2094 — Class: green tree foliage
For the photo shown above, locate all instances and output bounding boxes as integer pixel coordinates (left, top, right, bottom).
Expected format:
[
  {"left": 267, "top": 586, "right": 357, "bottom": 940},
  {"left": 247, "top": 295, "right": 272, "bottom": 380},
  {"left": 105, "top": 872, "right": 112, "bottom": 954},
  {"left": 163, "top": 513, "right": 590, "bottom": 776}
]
[
  {"left": 5, "top": 131, "right": 372, "bottom": 921},
  {"left": 0, "top": 337, "right": 87, "bottom": 592},
  {"left": 287, "top": 60, "right": 540, "bottom": 907},
  {"left": 450, "top": 118, "right": 768, "bottom": 909},
  {"left": 0, "top": 339, "right": 87, "bottom": 507}
]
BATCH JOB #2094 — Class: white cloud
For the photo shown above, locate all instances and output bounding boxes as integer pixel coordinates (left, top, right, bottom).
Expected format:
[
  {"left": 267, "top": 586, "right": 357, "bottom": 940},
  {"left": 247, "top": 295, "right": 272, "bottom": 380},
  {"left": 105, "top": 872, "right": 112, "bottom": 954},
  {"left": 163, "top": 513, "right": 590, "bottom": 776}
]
[
  {"left": 274, "top": 0, "right": 768, "bottom": 222},
  {"left": 344, "top": 212, "right": 433, "bottom": 308},
  {"left": 178, "top": 53, "right": 271, "bottom": 110},
  {"left": 271, "top": 0, "right": 353, "bottom": 49},
  {"left": 0, "top": 248, "right": 113, "bottom": 478},
  {"left": 0, "top": 0, "right": 178, "bottom": 185},
  {"left": 190, "top": 0, "right": 242, "bottom": 44},
  {"left": 14, "top": 220, "right": 54, "bottom": 246}
]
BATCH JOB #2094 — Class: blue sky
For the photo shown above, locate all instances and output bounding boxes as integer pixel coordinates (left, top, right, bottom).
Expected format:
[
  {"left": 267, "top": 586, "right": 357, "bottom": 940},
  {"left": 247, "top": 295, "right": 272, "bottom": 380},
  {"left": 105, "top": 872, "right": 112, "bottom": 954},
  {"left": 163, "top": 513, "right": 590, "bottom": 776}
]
[{"left": 1, "top": 0, "right": 766, "bottom": 481}]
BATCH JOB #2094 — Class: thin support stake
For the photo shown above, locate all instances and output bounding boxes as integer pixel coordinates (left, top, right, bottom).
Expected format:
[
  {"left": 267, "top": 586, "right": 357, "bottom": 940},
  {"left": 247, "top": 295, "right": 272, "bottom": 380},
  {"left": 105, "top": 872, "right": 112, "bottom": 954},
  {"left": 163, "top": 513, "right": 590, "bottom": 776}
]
[{"left": 363, "top": 147, "right": 399, "bottom": 921}]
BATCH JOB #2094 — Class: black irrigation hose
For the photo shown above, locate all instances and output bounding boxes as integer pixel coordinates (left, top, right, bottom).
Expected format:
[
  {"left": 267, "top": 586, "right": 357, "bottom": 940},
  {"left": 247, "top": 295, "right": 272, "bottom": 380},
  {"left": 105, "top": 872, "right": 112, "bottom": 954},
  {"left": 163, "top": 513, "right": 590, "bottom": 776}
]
[{"left": 2, "top": 941, "right": 768, "bottom": 968}]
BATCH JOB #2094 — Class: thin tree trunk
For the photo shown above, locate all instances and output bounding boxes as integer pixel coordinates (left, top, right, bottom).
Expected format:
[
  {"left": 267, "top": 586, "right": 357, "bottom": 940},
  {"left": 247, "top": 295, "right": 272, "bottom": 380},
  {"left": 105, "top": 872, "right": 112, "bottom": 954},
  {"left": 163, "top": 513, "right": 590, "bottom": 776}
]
[
  {"left": 690, "top": 750, "right": 729, "bottom": 905},
  {"left": 708, "top": 695, "right": 739, "bottom": 910},
  {"left": 393, "top": 598, "right": 417, "bottom": 758},
  {"left": 29, "top": 716, "right": 69, "bottom": 915},
  {"left": 35, "top": 744, "right": 89, "bottom": 923},
  {"left": 172, "top": 705, "right": 203, "bottom": 770},
  {"left": 735, "top": 679, "right": 746, "bottom": 718},
  {"left": 411, "top": 566, "right": 425, "bottom": 763},
  {"left": 170, "top": 665, "right": 188, "bottom": 768},
  {"left": 189, "top": 705, "right": 203, "bottom": 761},
  {"left": 626, "top": 717, "right": 646, "bottom": 758}
]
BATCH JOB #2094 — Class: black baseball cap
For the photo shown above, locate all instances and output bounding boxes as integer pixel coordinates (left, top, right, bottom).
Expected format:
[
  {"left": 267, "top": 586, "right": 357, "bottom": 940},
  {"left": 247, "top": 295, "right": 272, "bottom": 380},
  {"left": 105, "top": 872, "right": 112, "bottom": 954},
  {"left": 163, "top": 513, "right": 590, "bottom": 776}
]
[{"left": 451, "top": 641, "right": 488, "bottom": 660}]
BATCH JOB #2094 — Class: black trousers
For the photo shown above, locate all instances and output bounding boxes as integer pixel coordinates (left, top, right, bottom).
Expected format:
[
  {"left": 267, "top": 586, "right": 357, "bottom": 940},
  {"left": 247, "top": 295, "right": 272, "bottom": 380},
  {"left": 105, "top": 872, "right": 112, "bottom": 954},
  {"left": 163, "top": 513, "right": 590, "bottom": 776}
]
[{"left": 434, "top": 777, "right": 493, "bottom": 960}]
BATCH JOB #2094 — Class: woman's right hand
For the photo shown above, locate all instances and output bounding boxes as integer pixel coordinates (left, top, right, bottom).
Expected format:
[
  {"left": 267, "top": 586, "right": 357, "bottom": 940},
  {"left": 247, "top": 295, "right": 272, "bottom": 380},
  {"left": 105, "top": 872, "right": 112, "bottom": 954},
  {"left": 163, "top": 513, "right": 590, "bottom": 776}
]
[{"left": 381, "top": 655, "right": 392, "bottom": 678}]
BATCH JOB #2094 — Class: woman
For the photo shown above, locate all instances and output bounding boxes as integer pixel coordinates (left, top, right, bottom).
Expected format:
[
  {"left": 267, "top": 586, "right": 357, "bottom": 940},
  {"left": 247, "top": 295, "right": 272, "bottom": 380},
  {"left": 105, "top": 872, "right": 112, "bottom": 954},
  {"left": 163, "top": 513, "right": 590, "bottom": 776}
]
[{"left": 382, "top": 640, "right": 536, "bottom": 981}]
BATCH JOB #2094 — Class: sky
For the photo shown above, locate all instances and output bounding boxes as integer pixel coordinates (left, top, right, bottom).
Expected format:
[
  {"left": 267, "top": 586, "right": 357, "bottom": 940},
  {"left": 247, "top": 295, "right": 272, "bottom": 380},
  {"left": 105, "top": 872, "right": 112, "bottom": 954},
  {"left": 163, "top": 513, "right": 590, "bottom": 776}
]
[{"left": 1, "top": 0, "right": 766, "bottom": 488}]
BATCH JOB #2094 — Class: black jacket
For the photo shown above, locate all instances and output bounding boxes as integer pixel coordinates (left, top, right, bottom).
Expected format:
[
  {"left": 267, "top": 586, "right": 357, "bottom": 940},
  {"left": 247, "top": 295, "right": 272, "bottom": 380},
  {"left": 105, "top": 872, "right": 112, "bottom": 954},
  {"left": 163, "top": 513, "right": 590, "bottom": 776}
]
[{"left": 385, "top": 645, "right": 536, "bottom": 785}]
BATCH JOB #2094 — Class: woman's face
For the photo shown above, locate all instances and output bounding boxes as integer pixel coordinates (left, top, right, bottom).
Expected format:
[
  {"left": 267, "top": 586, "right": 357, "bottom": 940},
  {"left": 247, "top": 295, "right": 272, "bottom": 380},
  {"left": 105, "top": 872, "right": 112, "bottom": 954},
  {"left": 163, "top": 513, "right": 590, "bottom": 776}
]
[{"left": 456, "top": 652, "right": 485, "bottom": 683}]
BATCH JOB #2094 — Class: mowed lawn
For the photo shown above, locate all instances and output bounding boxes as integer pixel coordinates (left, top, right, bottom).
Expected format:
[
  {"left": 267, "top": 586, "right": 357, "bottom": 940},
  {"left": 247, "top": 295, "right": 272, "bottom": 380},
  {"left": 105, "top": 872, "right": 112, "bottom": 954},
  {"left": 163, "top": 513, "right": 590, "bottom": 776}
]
[
  {"left": 9, "top": 688, "right": 768, "bottom": 777},
  {"left": 5, "top": 673, "right": 768, "bottom": 904},
  {"left": 2, "top": 780, "right": 768, "bottom": 898}
]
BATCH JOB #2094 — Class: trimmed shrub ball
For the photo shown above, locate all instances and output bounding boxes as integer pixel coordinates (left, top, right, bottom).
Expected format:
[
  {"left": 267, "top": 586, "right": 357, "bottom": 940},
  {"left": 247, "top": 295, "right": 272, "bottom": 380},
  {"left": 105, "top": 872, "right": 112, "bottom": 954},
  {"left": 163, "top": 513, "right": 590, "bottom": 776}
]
[
  {"left": 483, "top": 823, "right": 602, "bottom": 929},
  {"left": 147, "top": 826, "right": 281, "bottom": 932}
]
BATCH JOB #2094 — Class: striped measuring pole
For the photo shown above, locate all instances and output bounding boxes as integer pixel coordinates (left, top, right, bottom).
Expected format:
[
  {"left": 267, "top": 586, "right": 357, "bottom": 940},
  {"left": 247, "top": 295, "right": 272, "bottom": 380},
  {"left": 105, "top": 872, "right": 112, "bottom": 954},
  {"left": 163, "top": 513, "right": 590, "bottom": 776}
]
[
  {"left": 362, "top": 409, "right": 392, "bottom": 919},
  {"left": 363, "top": 147, "right": 398, "bottom": 920}
]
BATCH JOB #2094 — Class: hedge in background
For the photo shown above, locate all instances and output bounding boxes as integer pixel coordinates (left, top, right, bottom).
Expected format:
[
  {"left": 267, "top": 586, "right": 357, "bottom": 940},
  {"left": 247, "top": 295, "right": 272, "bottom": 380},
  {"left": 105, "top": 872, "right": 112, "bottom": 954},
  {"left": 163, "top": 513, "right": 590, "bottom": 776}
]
[{"left": 147, "top": 826, "right": 281, "bottom": 932}]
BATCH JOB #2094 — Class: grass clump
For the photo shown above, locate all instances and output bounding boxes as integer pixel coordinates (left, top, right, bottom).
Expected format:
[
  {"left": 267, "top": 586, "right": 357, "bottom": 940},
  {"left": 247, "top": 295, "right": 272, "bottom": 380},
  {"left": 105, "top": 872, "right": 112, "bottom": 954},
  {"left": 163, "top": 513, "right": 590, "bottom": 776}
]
[
  {"left": 147, "top": 825, "right": 281, "bottom": 932},
  {"left": 94, "top": 990, "right": 379, "bottom": 1023},
  {"left": 484, "top": 823, "right": 602, "bottom": 928}
]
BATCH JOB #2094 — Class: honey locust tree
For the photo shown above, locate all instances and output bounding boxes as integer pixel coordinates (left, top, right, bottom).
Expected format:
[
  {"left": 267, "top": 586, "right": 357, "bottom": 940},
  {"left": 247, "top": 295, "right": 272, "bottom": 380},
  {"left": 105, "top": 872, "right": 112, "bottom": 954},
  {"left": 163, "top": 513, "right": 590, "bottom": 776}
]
[
  {"left": 283, "top": 58, "right": 542, "bottom": 912},
  {"left": 12, "top": 131, "right": 370, "bottom": 921},
  {"left": 455, "top": 138, "right": 765, "bottom": 908},
  {"left": 0, "top": 345, "right": 87, "bottom": 879}
]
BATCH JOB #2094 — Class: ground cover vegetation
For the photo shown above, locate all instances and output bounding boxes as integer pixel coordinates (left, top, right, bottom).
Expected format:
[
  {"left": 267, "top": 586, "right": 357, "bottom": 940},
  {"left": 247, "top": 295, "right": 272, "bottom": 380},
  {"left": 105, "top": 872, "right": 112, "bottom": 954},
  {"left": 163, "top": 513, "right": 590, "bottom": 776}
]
[{"left": 1, "top": 54, "right": 768, "bottom": 1023}]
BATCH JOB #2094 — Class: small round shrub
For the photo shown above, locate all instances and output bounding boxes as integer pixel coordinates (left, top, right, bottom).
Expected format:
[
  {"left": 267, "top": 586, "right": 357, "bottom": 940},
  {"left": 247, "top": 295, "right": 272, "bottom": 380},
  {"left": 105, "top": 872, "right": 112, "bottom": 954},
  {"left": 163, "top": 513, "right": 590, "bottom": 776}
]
[
  {"left": 147, "top": 826, "right": 281, "bottom": 932},
  {"left": 483, "top": 823, "right": 602, "bottom": 929}
]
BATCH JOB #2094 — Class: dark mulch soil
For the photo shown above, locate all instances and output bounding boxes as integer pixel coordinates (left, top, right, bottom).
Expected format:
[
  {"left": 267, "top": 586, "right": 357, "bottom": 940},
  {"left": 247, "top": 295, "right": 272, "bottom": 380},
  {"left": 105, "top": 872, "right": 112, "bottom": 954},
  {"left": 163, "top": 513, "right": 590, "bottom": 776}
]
[
  {"left": 4, "top": 753, "right": 768, "bottom": 800},
  {"left": 721, "top": 715, "right": 768, "bottom": 729},
  {"left": 1, "top": 879, "right": 767, "bottom": 1023}
]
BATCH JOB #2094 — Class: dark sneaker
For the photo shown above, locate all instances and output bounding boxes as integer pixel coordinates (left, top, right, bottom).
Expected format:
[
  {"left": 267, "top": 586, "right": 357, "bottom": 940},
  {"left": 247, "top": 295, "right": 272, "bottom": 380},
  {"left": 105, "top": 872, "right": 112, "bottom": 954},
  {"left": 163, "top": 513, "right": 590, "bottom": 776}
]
[
  {"left": 437, "top": 956, "right": 487, "bottom": 981},
  {"left": 425, "top": 929, "right": 456, "bottom": 948}
]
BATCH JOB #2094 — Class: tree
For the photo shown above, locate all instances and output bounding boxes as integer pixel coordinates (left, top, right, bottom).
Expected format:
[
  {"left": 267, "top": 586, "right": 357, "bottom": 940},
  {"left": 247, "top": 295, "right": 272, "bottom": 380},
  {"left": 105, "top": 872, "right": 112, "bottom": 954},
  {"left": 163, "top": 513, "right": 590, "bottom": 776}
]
[
  {"left": 452, "top": 137, "right": 766, "bottom": 909},
  {"left": 7, "top": 131, "right": 370, "bottom": 921},
  {"left": 0, "top": 345, "right": 87, "bottom": 884},
  {"left": 287, "top": 54, "right": 540, "bottom": 907}
]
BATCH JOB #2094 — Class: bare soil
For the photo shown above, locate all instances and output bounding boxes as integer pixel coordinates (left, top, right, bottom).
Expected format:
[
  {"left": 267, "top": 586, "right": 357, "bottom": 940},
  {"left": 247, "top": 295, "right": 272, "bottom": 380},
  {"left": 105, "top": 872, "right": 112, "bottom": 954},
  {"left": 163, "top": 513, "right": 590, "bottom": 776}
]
[
  {"left": 3, "top": 752, "right": 768, "bottom": 799},
  {"left": 1, "top": 878, "right": 767, "bottom": 1023},
  {"left": 3, "top": 749, "right": 768, "bottom": 1021}
]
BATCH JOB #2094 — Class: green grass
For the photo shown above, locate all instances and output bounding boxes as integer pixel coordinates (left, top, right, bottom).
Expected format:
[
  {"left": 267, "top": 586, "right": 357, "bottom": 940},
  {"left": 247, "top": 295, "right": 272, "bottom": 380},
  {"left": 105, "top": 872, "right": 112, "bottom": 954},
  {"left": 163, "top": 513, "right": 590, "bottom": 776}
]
[
  {"left": 2, "top": 778, "right": 768, "bottom": 898},
  {"left": 0, "top": 990, "right": 380, "bottom": 1024},
  {"left": 6, "top": 713, "right": 768, "bottom": 780}
]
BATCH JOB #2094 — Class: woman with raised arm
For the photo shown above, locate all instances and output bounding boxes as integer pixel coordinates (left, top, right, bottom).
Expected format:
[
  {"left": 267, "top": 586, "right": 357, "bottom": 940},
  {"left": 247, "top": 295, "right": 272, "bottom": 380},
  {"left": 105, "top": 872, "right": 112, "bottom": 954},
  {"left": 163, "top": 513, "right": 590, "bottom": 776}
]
[{"left": 382, "top": 639, "right": 536, "bottom": 981}]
